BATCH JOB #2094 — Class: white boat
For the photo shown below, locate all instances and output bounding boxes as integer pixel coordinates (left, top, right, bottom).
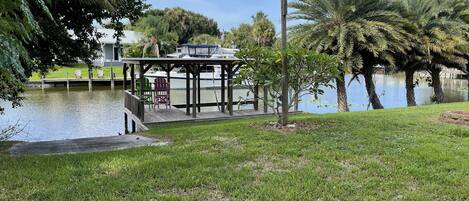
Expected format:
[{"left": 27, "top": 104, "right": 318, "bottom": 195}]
[{"left": 145, "top": 44, "right": 239, "bottom": 89}]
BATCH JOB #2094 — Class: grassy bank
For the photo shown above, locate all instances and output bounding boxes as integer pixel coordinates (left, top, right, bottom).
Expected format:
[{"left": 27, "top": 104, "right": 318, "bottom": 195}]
[
  {"left": 1, "top": 102, "right": 469, "bottom": 200},
  {"left": 29, "top": 64, "right": 124, "bottom": 81}
]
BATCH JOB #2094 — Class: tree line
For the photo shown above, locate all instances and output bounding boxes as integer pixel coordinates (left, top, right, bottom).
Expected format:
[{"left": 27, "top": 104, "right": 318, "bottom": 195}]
[{"left": 290, "top": 0, "right": 469, "bottom": 112}]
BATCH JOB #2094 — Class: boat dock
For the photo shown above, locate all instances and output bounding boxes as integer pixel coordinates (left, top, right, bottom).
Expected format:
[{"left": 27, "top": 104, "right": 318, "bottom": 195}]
[
  {"left": 122, "top": 57, "right": 276, "bottom": 133},
  {"left": 27, "top": 78, "right": 130, "bottom": 88}
]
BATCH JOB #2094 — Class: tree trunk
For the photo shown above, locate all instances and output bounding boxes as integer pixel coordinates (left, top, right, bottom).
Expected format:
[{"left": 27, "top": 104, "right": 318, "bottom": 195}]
[
  {"left": 336, "top": 72, "right": 349, "bottom": 112},
  {"left": 363, "top": 68, "right": 384, "bottom": 109},
  {"left": 293, "top": 91, "right": 299, "bottom": 112},
  {"left": 405, "top": 69, "right": 416, "bottom": 107},
  {"left": 430, "top": 68, "right": 444, "bottom": 103},
  {"left": 467, "top": 74, "right": 469, "bottom": 101}
]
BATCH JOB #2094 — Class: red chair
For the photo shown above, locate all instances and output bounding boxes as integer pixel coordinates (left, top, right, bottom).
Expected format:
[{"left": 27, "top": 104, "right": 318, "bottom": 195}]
[{"left": 153, "top": 77, "right": 171, "bottom": 109}]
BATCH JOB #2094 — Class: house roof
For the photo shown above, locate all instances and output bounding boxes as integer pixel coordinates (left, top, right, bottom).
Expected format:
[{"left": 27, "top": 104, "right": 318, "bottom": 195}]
[{"left": 97, "top": 28, "right": 142, "bottom": 45}]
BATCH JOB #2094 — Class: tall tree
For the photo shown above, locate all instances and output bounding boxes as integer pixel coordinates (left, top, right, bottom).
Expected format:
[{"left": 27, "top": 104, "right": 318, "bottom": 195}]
[
  {"left": 252, "top": 12, "right": 276, "bottom": 47},
  {"left": 0, "top": 0, "right": 52, "bottom": 113},
  {"left": 139, "top": 8, "right": 220, "bottom": 44},
  {"left": 290, "top": 0, "right": 412, "bottom": 111},
  {"left": 395, "top": 0, "right": 468, "bottom": 104},
  {"left": 231, "top": 24, "right": 256, "bottom": 49},
  {"left": 1, "top": 0, "right": 147, "bottom": 113},
  {"left": 450, "top": 0, "right": 469, "bottom": 100}
]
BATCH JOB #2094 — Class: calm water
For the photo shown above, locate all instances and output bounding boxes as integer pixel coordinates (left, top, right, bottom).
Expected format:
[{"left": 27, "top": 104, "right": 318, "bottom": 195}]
[{"left": 1, "top": 74, "right": 467, "bottom": 142}]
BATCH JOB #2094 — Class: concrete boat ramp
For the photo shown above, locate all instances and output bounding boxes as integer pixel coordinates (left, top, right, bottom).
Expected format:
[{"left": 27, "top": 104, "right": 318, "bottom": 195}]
[{"left": 9, "top": 135, "right": 169, "bottom": 156}]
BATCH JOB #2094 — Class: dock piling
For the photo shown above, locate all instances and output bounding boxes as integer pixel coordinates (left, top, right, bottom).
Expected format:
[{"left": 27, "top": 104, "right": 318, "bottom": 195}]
[
  {"left": 111, "top": 66, "right": 115, "bottom": 89},
  {"left": 41, "top": 75, "right": 45, "bottom": 90},
  {"left": 66, "top": 72, "right": 70, "bottom": 90}
]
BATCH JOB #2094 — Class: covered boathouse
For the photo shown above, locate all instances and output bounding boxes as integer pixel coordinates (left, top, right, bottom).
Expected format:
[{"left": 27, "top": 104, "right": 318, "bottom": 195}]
[{"left": 122, "top": 57, "right": 272, "bottom": 133}]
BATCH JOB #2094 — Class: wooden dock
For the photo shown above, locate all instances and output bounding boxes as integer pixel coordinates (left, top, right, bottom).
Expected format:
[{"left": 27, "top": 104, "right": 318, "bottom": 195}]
[
  {"left": 27, "top": 78, "right": 130, "bottom": 88},
  {"left": 143, "top": 108, "right": 275, "bottom": 125}
]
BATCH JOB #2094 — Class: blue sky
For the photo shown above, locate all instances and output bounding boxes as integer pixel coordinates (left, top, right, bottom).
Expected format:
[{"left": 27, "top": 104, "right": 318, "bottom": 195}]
[{"left": 147, "top": 0, "right": 282, "bottom": 31}]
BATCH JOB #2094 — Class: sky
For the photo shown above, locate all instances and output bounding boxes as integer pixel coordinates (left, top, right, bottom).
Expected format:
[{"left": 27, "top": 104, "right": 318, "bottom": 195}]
[{"left": 147, "top": 0, "right": 283, "bottom": 31}]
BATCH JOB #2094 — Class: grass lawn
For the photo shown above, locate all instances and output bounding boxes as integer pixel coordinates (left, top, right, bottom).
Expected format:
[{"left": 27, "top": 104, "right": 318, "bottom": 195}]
[
  {"left": 1, "top": 102, "right": 469, "bottom": 200},
  {"left": 29, "top": 64, "right": 124, "bottom": 81}
]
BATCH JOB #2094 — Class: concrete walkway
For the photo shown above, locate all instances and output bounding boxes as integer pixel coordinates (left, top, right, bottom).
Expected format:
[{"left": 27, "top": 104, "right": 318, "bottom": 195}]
[{"left": 9, "top": 135, "right": 169, "bottom": 156}]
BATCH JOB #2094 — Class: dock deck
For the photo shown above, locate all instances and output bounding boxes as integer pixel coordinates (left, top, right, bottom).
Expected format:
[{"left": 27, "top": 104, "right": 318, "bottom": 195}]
[{"left": 143, "top": 108, "right": 275, "bottom": 124}]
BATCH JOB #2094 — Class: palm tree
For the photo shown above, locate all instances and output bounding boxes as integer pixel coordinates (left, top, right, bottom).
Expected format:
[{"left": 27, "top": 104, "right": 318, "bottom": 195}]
[
  {"left": 450, "top": 0, "right": 469, "bottom": 99},
  {"left": 290, "top": 0, "right": 411, "bottom": 111},
  {"left": 395, "top": 0, "right": 468, "bottom": 104}
]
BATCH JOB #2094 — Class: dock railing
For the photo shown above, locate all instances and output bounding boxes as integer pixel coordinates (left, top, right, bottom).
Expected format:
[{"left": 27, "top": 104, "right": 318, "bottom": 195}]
[{"left": 124, "top": 90, "right": 145, "bottom": 121}]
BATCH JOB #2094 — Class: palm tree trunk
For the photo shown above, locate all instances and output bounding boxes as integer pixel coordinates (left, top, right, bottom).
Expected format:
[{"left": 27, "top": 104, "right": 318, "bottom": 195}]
[
  {"left": 430, "top": 68, "right": 444, "bottom": 103},
  {"left": 336, "top": 72, "right": 349, "bottom": 112},
  {"left": 405, "top": 69, "right": 416, "bottom": 107},
  {"left": 363, "top": 67, "right": 384, "bottom": 109}
]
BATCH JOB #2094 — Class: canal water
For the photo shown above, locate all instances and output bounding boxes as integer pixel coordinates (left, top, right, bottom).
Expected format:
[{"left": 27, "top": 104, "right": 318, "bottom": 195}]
[{"left": 1, "top": 74, "right": 467, "bottom": 142}]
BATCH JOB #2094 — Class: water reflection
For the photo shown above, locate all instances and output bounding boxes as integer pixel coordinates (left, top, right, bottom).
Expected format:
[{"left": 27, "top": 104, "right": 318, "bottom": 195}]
[
  {"left": 299, "top": 74, "right": 468, "bottom": 113},
  {"left": 0, "top": 74, "right": 467, "bottom": 142}
]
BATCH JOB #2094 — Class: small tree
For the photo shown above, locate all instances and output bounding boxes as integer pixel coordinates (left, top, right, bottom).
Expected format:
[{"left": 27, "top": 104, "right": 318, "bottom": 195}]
[{"left": 236, "top": 46, "right": 339, "bottom": 124}]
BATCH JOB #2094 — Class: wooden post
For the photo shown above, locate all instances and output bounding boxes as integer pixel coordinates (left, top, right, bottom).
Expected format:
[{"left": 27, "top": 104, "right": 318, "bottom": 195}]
[
  {"left": 88, "top": 67, "right": 93, "bottom": 91},
  {"left": 131, "top": 64, "right": 135, "bottom": 95},
  {"left": 41, "top": 75, "right": 45, "bottom": 90},
  {"left": 227, "top": 65, "right": 233, "bottom": 116},
  {"left": 139, "top": 62, "right": 145, "bottom": 99},
  {"left": 197, "top": 66, "right": 201, "bottom": 113},
  {"left": 124, "top": 113, "right": 129, "bottom": 134},
  {"left": 123, "top": 63, "right": 128, "bottom": 90},
  {"left": 254, "top": 83, "right": 259, "bottom": 111},
  {"left": 221, "top": 65, "right": 226, "bottom": 113},
  {"left": 66, "top": 72, "right": 70, "bottom": 90},
  {"left": 166, "top": 65, "right": 171, "bottom": 105},
  {"left": 132, "top": 120, "right": 136, "bottom": 133},
  {"left": 192, "top": 66, "right": 197, "bottom": 118},
  {"left": 111, "top": 66, "right": 115, "bottom": 89},
  {"left": 281, "top": 0, "right": 289, "bottom": 125},
  {"left": 186, "top": 65, "right": 191, "bottom": 115}
]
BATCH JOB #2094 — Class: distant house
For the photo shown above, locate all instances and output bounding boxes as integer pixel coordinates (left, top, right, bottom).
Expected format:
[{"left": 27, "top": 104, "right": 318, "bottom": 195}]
[{"left": 93, "top": 28, "right": 142, "bottom": 67}]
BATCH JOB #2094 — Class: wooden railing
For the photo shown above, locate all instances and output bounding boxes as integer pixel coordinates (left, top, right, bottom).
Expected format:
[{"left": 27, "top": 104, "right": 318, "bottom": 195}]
[{"left": 124, "top": 90, "right": 145, "bottom": 121}]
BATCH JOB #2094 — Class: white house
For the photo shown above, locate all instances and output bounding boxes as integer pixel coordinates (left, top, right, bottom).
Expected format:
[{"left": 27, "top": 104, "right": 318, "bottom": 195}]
[{"left": 93, "top": 28, "right": 142, "bottom": 67}]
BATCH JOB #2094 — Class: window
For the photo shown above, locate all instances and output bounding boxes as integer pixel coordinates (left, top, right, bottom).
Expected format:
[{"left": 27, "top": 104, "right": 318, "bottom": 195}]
[{"left": 114, "top": 47, "right": 119, "bottom": 61}]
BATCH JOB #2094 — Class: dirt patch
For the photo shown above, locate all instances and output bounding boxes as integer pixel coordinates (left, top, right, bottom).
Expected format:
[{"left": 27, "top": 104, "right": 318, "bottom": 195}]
[
  {"left": 213, "top": 136, "right": 241, "bottom": 148},
  {"left": 155, "top": 186, "right": 229, "bottom": 201},
  {"left": 250, "top": 120, "right": 334, "bottom": 134},
  {"left": 439, "top": 111, "right": 469, "bottom": 126}
]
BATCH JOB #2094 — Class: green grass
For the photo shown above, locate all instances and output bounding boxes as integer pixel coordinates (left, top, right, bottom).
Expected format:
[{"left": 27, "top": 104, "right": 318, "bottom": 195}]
[
  {"left": 1, "top": 103, "right": 469, "bottom": 200},
  {"left": 29, "top": 64, "right": 124, "bottom": 81}
]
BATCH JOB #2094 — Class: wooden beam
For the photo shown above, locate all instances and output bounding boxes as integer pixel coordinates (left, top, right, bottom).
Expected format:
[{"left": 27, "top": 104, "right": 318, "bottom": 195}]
[
  {"left": 192, "top": 65, "right": 198, "bottom": 118},
  {"left": 130, "top": 64, "right": 135, "bottom": 95},
  {"left": 142, "top": 63, "right": 152, "bottom": 74},
  {"left": 198, "top": 65, "right": 202, "bottom": 113},
  {"left": 221, "top": 65, "right": 226, "bottom": 113},
  {"left": 165, "top": 65, "right": 172, "bottom": 105},
  {"left": 227, "top": 64, "right": 233, "bottom": 116},
  {"left": 123, "top": 63, "right": 128, "bottom": 90},
  {"left": 172, "top": 101, "right": 255, "bottom": 108},
  {"left": 139, "top": 62, "right": 145, "bottom": 99},
  {"left": 124, "top": 113, "right": 129, "bottom": 134},
  {"left": 186, "top": 65, "right": 190, "bottom": 115}
]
